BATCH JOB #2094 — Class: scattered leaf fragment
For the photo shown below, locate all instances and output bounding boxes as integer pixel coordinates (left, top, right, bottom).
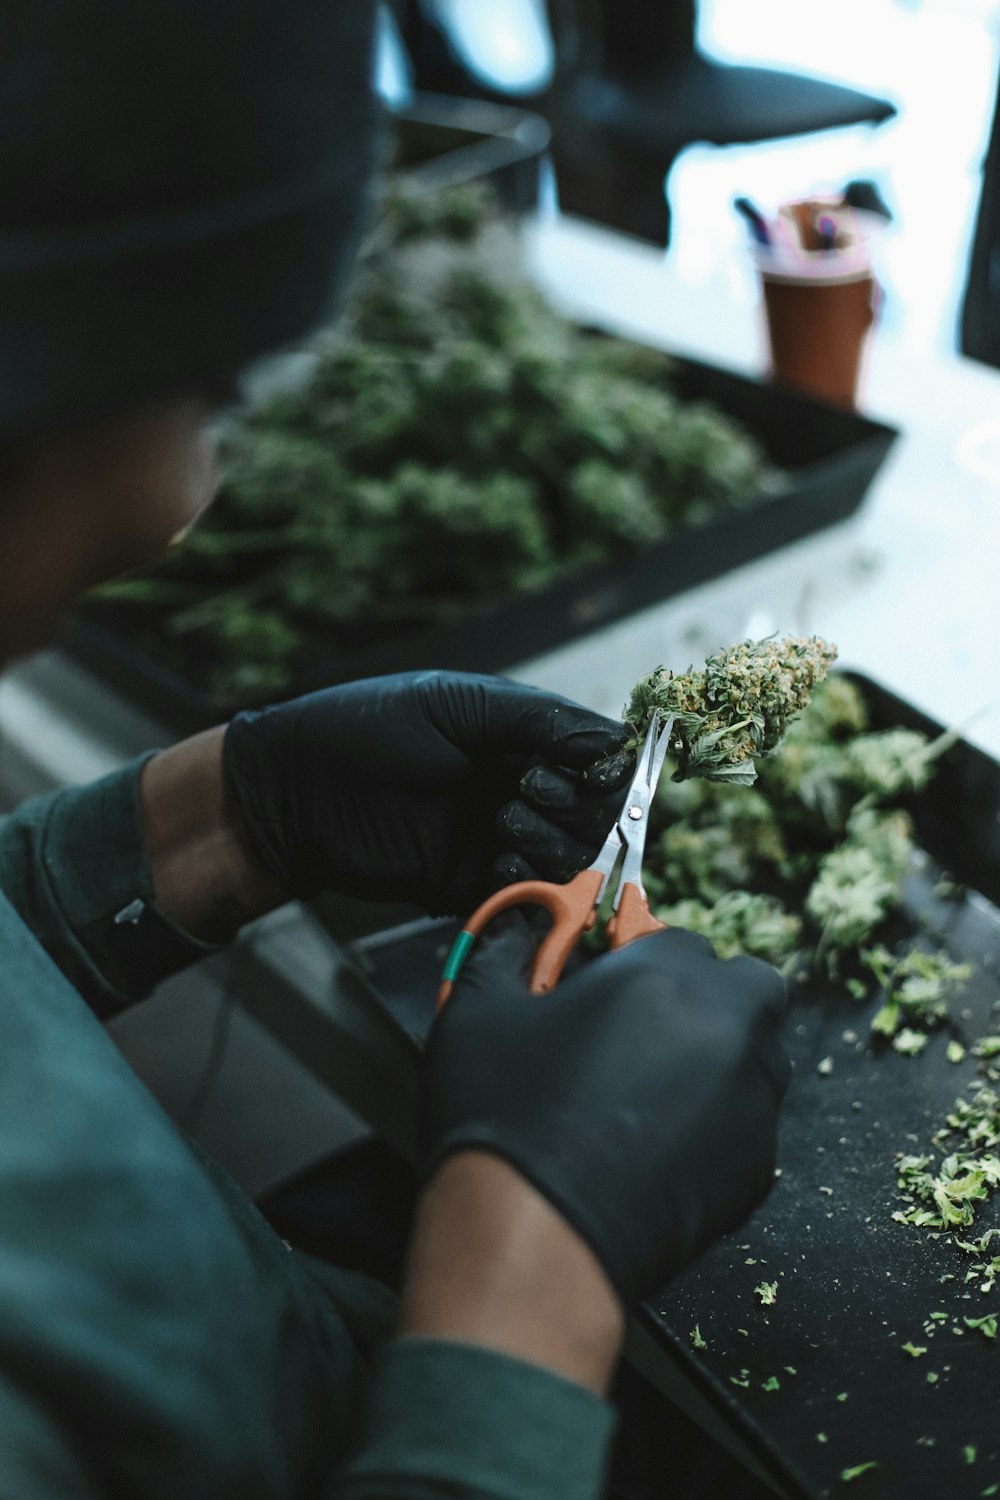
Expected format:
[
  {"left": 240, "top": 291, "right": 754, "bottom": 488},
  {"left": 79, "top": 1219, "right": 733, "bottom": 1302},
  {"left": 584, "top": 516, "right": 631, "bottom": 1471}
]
[
  {"left": 690, "top": 1325, "right": 707, "bottom": 1350},
  {"left": 966, "top": 1447, "right": 978, "bottom": 1465},
  {"left": 893, "top": 1027, "right": 929, "bottom": 1057},
  {"left": 818, "top": 1055, "right": 834, "bottom": 1076},
  {"left": 817, "top": 1433, "right": 828, "bottom": 1444},
  {"left": 964, "top": 1314, "right": 998, "bottom": 1340},
  {"left": 947, "top": 1040, "right": 966, "bottom": 1064},
  {"left": 902, "top": 1342, "right": 927, "bottom": 1357},
  {"left": 762, "top": 1375, "right": 780, "bottom": 1392},
  {"left": 926, "top": 1371, "right": 939, "bottom": 1384},
  {"left": 837, "top": 1392, "right": 849, "bottom": 1402},
  {"left": 754, "top": 1281, "right": 778, "bottom": 1306},
  {"left": 841, "top": 1461, "right": 879, "bottom": 1482}
]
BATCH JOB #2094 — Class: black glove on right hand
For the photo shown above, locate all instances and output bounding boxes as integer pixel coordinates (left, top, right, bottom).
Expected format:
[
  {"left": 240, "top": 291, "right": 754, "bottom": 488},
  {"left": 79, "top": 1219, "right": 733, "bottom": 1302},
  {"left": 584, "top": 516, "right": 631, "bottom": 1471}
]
[{"left": 421, "top": 922, "right": 790, "bottom": 1311}]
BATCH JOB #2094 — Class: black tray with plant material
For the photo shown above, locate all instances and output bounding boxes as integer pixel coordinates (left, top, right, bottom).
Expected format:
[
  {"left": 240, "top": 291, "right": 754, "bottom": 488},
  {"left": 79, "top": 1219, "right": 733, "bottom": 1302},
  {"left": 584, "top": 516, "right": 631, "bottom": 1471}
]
[
  {"left": 341, "top": 671, "right": 1000, "bottom": 1499},
  {"left": 60, "top": 359, "right": 897, "bottom": 736}
]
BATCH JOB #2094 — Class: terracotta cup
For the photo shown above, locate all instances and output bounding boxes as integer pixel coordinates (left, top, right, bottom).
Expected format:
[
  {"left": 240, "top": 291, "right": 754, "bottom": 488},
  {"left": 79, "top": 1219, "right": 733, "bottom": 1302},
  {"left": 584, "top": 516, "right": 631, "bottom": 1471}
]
[{"left": 758, "top": 264, "right": 877, "bottom": 410}]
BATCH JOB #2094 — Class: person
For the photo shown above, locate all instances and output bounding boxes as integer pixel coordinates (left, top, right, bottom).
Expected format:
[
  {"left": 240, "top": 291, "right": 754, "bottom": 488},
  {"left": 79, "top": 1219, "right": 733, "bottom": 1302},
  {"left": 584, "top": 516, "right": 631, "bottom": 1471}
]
[{"left": 0, "top": 3, "right": 789, "bottom": 1496}]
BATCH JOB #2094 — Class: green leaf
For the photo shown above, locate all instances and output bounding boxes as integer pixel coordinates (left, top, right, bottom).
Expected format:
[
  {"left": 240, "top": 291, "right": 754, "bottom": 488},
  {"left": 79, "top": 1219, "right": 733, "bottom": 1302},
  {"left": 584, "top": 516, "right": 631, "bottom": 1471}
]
[{"left": 841, "top": 1461, "right": 879, "bottom": 1481}]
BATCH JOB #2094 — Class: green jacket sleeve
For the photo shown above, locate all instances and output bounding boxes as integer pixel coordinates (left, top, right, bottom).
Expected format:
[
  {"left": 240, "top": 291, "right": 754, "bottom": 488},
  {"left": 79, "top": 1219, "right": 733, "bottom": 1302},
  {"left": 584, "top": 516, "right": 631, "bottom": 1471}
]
[
  {"left": 0, "top": 760, "right": 217, "bottom": 1017},
  {"left": 336, "top": 1337, "right": 616, "bottom": 1500}
]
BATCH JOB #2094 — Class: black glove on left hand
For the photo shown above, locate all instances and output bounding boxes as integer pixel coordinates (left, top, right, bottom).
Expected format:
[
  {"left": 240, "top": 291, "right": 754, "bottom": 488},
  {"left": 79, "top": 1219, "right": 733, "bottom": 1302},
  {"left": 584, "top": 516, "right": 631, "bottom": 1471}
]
[{"left": 223, "top": 670, "right": 634, "bottom": 915}]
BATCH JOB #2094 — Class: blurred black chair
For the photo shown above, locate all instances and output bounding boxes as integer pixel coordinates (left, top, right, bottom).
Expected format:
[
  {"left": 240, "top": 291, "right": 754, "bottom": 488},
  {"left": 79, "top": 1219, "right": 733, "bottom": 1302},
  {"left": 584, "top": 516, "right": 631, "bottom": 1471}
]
[
  {"left": 393, "top": 0, "right": 556, "bottom": 102},
  {"left": 961, "top": 64, "right": 1000, "bottom": 367},
  {"left": 391, "top": 0, "right": 897, "bottom": 245}
]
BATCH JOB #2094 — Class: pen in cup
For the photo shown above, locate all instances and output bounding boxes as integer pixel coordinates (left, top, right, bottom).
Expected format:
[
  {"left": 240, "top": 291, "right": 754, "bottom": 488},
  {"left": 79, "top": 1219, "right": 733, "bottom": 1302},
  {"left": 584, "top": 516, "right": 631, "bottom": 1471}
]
[
  {"left": 816, "top": 214, "right": 838, "bottom": 253},
  {"left": 733, "top": 196, "right": 771, "bottom": 247}
]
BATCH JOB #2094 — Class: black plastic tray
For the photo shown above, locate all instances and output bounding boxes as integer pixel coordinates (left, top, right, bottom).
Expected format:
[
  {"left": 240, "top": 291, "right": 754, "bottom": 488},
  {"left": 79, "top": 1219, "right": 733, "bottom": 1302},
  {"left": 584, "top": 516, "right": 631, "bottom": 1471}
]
[
  {"left": 387, "top": 92, "right": 550, "bottom": 212},
  {"left": 348, "top": 674, "right": 1000, "bottom": 1499},
  {"left": 60, "top": 358, "right": 898, "bottom": 735}
]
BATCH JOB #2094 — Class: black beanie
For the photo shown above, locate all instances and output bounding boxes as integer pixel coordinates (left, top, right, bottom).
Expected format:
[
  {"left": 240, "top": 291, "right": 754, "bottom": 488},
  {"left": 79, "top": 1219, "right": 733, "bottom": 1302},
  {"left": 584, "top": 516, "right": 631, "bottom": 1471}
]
[{"left": 0, "top": 0, "right": 380, "bottom": 443}]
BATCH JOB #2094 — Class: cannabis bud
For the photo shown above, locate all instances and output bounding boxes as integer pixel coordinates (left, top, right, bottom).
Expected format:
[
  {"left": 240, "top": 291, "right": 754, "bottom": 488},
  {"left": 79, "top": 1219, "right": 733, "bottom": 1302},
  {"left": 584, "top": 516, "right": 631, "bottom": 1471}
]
[{"left": 624, "top": 635, "right": 838, "bottom": 785}]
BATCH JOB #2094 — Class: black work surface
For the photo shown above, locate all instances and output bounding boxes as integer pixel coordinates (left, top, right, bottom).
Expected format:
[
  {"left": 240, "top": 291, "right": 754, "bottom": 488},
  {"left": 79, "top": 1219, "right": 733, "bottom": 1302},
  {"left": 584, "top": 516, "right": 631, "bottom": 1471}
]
[{"left": 349, "top": 675, "right": 1000, "bottom": 1499}]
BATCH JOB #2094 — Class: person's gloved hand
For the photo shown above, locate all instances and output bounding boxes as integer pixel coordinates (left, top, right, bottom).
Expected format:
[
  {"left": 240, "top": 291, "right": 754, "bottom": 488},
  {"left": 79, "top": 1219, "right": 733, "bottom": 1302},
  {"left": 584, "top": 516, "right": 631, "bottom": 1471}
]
[
  {"left": 421, "top": 919, "right": 790, "bottom": 1310},
  {"left": 222, "top": 670, "right": 633, "bottom": 915}
]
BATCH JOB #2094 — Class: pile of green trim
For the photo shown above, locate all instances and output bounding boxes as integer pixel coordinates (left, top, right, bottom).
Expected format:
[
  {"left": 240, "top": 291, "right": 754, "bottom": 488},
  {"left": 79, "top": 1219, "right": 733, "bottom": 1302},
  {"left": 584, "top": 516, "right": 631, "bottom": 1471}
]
[
  {"left": 632, "top": 670, "right": 964, "bottom": 1043},
  {"left": 93, "top": 180, "right": 777, "bottom": 703}
]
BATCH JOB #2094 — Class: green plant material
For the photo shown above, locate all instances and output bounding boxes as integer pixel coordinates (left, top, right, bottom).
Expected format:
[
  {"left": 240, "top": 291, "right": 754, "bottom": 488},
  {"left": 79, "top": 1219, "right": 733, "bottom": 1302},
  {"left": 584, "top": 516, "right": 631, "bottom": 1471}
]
[
  {"left": 902, "top": 1342, "right": 927, "bottom": 1357},
  {"left": 754, "top": 1281, "right": 778, "bottom": 1306},
  {"left": 893, "top": 1027, "right": 930, "bottom": 1056},
  {"left": 844, "top": 728, "right": 936, "bottom": 800},
  {"left": 653, "top": 892, "right": 802, "bottom": 968},
  {"left": 865, "top": 945, "right": 972, "bottom": 1044},
  {"left": 841, "top": 1462, "right": 879, "bottom": 1482},
  {"left": 844, "top": 806, "right": 918, "bottom": 884},
  {"left": 761, "top": 1375, "right": 781, "bottom": 1391},
  {"left": 949, "top": 1040, "right": 967, "bottom": 1064},
  {"left": 624, "top": 636, "right": 838, "bottom": 785},
  {"left": 926, "top": 1371, "right": 940, "bottom": 1385},
  {"left": 967, "top": 1447, "right": 978, "bottom": 1464},
  {"left": 964, "top": 1314, "right": 998, "bottom": 1340},
  {"left": 837, "top": 1392, "right": 849, "bottom": 1402},
  {"left": 894, "top": 1089, "right": 1000, "bottom": 1240},
  {"left": 806, "top": 845, "right": 897, "bottom": 953},
  {"left": 730, "top": 1370, "right": 751, "bottom": 1388},
  {"left": 975, "top": 1036, "right": 1000, "bottom": 1059},
  {"left": 625, "top": 675, "right": 966, "bottom": 1016},
  {"left": 91, "top": 180, "right": 777, "bottom": 705},
  {"left": 817, "top": 1433, "right": 828, "bottom": 1444},
  {"left": 690, "top": 1325, "right": 707, "bottom": 1349},
  {"left": 648, "top": 787, "right": 788, "bottom": 905},
  {"left": 374, "top": 177, "right": 493, "bottom": 248}
]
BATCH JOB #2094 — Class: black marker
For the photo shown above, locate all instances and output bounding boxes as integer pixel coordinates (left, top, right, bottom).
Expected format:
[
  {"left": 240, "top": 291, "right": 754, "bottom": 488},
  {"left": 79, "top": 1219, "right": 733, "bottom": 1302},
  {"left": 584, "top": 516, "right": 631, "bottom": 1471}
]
[{"left": 734, "top": 196, "right": 771, "bottom": 247}]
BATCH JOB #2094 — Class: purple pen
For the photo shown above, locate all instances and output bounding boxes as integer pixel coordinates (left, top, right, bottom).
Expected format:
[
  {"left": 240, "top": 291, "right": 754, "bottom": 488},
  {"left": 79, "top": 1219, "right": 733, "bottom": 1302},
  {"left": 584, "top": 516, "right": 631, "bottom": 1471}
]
[{"left": 817, "top": 214, "right": 838, "bottom": 252}]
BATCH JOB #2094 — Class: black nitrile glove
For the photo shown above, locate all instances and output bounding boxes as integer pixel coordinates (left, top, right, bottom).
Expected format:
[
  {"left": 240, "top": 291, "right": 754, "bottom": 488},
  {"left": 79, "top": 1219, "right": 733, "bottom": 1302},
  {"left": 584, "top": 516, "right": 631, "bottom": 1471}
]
[
  {"left": 421, "top": 919, "right": 790, "bottom": 1310},
  {"left": 223, "top": 671, "right": 634, "bottom": 915}
]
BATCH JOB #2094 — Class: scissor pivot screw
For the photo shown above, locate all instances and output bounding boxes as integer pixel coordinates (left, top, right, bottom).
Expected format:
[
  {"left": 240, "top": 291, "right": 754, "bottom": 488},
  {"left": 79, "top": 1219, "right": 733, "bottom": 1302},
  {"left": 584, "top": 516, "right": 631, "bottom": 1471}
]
[{"left": 627, "top": 805, "right": 643, "bottom": 820}]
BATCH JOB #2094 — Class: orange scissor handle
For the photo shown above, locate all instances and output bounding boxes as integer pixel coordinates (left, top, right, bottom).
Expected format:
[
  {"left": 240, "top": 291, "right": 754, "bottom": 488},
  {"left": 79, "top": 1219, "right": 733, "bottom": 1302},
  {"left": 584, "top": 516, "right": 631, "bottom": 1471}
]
[
  {"left": 437, "top": 867, "right": 605, "bottom": 1009},
  {"left": 606, "top": 882, "right": 668, "bottom": 950}
]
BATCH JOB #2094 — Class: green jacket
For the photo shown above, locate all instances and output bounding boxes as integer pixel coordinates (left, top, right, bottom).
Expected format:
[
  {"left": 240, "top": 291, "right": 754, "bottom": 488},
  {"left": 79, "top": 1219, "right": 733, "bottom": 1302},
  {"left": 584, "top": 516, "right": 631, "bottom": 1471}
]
[{"left": 0, "top": 761, "right": 614, "bottom": 1498}]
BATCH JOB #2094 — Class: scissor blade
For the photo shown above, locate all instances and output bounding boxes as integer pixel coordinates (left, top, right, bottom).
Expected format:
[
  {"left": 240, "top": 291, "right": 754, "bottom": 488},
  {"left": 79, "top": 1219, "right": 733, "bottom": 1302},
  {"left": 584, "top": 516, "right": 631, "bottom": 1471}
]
[
  {"left": 628, "top": 711, "right": 675, "bottom": 800},
  {"left": 611, "top": 712, "right": 675, "bottom": 907},
  {"left": 583, "top": 712, "right": 675, "bottom": 907},
  {"left": 645, "top": 712, "right": 674, "bottom": 794}
]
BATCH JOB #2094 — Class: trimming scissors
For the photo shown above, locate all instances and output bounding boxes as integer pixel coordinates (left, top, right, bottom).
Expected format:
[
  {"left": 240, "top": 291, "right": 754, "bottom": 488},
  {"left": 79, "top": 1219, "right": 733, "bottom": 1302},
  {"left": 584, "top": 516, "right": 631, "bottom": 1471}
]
[{"left": 437, "top": 711, "right": 675, "bottom": 1008}]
